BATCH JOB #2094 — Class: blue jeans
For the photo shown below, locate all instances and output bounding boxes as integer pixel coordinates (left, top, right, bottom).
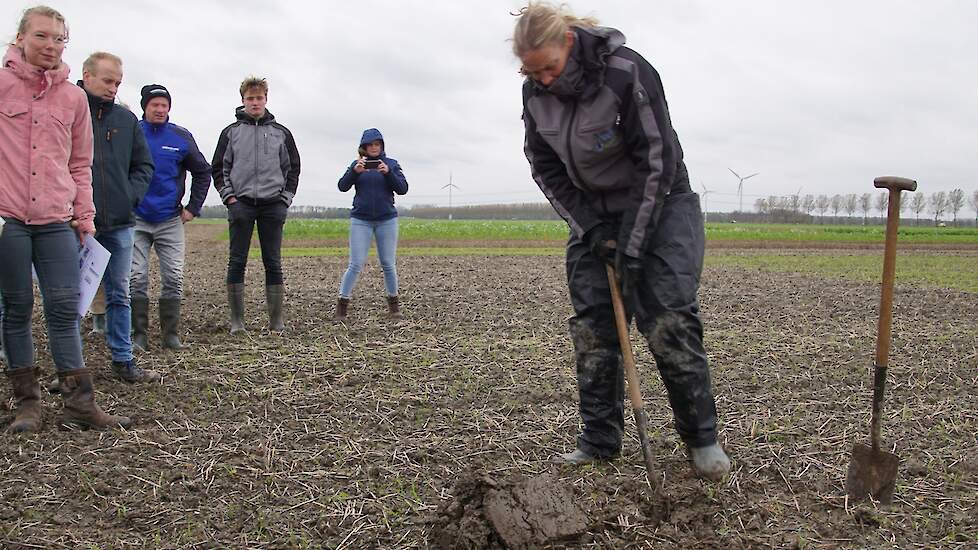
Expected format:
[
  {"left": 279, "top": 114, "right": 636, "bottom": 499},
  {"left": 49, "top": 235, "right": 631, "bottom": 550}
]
[
  {"left": 339, "top": 217, "right": 399, "bottom": 298},
  {"left": 0, "top": 219, "right": 85, "bottom": 373},
  {"left": 96, "top": 227, "right": 134, "bottom": 362}
]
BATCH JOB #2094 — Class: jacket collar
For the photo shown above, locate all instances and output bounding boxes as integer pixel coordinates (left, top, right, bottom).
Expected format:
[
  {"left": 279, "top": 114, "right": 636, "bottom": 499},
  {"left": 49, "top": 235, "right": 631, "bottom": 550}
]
[
  {"left": 78, "top": 80, "right": 115, "bottom": 114},
  {"left": 141, "top": 118, "right": 169, "bottom": 131},
  {"left": 529, "top": 26, "right": 626, "bottom": 100},
  {"left": 235, "top": 105, "right": 275, "bottom": 125},
  {"left": 3, "top": 44, "right": 71, "bottom": 98}
]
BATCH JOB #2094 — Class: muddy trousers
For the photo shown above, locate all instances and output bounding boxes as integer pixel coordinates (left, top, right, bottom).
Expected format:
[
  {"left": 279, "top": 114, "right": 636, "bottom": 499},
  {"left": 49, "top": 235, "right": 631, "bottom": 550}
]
[{"left": 566, "top": 192, "right": 718, "bottom": 458}]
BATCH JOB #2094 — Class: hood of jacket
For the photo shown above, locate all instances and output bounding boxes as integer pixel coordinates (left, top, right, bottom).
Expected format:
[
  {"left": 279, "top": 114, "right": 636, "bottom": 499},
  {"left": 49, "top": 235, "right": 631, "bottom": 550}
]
[
  {"left": 530, "top": 26, "right": 625, "bottom": 101},
  {"left": 359, "top": 128, "right": 386, "bottom": 159},
  {"left": 360, "top": 127, "right": 385, "bottom": 146},
  {"left": 3, "top": 44, "right": 71, "bottom": 97},
  {"left": 235, "top": 105, "right": 276, "bottom": 125}
]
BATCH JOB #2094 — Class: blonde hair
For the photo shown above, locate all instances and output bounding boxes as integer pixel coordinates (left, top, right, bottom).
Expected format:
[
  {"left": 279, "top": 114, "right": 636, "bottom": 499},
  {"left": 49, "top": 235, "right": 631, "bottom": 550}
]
[
  {"left": 15, "top": 5, "right": 68, "bottom": 43},
  {"left": 511, "top": 2, "right": 598, "bottom": 57},
  {"left": 239, "top": 75, "right": 268, "bottom": 98},
  {"left": 82, "top": 51, "right": 122, "bottom": 74}
]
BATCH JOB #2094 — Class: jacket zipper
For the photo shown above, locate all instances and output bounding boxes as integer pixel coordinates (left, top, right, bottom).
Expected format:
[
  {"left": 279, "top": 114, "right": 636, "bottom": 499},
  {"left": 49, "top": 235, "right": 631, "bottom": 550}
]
[
  {"left": 96, "top": 107, "right": 108, "bottom": 229},
  {"left": 254, "top": 120, "right": 260, "bottom": 200}
]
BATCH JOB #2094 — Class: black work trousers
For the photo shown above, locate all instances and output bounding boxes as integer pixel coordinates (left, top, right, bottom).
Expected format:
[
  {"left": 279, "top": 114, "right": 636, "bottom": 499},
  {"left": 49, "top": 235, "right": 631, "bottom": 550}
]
[
  {"left": 565, "top": 191, "right": 718, "bottom": 457},
  {"left": 226, "top": 198, "right": 288, "bottom": 285}
]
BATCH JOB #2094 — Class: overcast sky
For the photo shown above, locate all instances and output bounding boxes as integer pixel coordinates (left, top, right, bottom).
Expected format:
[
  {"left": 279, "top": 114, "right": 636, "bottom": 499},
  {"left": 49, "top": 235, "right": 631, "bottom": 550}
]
[{"left": 6, "top": 1, "right": 977, "bottom": 212}]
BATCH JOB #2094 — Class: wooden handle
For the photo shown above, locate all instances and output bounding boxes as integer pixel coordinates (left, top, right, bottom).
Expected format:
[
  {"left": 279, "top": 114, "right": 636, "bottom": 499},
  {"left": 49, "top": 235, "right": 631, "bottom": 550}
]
[
  {"left": 875, "top": 187, "right": 907, "bottom": 369},
  {"left": 874, "top": 176, "right": 917, "bottom": 192},
  {"left": 606, "top": 264, "right": 661, "bottom": 490},
  {"left": 606, "top": 265, "right": 645, "bottom": 413},
  {"left": 870, "top": 178, "right": 911, "bottom": 448}
]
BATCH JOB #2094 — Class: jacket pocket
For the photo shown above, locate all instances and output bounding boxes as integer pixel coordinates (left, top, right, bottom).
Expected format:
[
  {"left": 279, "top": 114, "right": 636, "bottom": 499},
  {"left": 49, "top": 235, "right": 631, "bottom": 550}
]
[
  {"left": 46, "top": 107, "right": 73, "bottom": 152},
  {"left": 0, "top": 100, "right": 29, "bottom": 119}
]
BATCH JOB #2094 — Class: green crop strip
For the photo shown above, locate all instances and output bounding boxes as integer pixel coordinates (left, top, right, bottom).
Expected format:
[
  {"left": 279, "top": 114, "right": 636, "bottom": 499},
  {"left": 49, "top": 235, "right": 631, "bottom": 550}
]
[{"left": 707, "top": 253, "right": 978, "bottom": 292}]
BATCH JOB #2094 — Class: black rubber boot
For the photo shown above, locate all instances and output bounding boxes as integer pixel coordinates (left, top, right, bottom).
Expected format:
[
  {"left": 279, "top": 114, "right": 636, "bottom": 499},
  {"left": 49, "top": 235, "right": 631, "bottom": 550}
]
[
  {"left": 131, "top": 297, "right": 149, "bottom": 352},
  {"left": 228, "top": 283, "right": 247, "bottom": 335},
  {"left": 159, "top": 298, "right": 185, "bottom": 349},
  {"left": 265, "top": 285, "right": 285, "bottom": 333}
]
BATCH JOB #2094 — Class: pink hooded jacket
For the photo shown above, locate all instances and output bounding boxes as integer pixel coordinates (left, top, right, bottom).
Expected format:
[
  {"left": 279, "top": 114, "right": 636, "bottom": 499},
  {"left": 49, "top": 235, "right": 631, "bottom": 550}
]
[{"left": 0, "top": 44, "right": 94, "bottom": 235}]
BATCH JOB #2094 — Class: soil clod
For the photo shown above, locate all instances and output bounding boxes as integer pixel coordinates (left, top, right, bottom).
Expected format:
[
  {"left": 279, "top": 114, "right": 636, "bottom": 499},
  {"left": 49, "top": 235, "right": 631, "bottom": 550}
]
[{"left": 430, "top": 471, "right": 588, "bottom": 549}]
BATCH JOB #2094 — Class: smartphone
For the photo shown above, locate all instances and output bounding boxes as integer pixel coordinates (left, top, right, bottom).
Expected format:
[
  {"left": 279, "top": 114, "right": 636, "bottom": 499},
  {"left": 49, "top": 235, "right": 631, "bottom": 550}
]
[{"left": 364, "top": 159, "right": 382, "bottom": 170}]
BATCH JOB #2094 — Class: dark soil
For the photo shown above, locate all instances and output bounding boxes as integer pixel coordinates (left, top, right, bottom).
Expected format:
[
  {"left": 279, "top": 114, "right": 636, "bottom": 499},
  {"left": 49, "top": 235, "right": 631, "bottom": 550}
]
[
  {"left": 429, "top": 471, "right": 588, "bottom": 549},
  {"left": 1, "top": 223, "right": 976, "bottom": 548}
]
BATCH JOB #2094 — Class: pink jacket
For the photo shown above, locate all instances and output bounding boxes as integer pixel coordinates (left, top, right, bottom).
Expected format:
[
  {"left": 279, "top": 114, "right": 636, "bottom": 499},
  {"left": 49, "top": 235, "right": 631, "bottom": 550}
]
[{"left": 0, "top": 45, "right": 94, "bottom": 235}]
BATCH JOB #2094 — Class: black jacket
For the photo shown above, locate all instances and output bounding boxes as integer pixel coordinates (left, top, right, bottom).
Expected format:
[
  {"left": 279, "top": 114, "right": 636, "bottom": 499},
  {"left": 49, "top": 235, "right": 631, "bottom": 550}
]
[
  {"left": 522, "top": 27, "right": 691, "bottom": 258},
  {"left": 81, "top": 83, "right": 154, "bottom": 232}
]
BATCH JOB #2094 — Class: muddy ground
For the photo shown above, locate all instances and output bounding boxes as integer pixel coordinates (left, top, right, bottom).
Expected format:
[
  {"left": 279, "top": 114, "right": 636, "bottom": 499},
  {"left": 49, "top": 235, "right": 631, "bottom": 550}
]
[{"left": 2, "top": 224, "right": 976, "bottom": 549}]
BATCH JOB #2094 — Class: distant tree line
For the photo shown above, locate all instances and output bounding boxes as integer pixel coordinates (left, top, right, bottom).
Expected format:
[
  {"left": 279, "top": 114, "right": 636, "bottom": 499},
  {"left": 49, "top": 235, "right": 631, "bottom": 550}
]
[
  {"left": 199, "top": 202, "right": 561, "bottom": 221},
  {"left": 199, "top": 205, "right": 352, "bottom": 219},
  {"left": 718, "top": 188, "right": 978, "bottom": 226},
  {"left": 402, "top": 203, "right": 561, "bottom": 220},
  {"left": 197, "top": 190, "right": 978, "bottom": 225}
]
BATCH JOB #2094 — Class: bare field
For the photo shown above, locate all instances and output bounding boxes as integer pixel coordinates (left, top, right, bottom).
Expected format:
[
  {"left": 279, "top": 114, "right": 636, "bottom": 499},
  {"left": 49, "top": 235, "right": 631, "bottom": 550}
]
[{"left": 2, "top": 223, "right": 976, "bottom": 548}]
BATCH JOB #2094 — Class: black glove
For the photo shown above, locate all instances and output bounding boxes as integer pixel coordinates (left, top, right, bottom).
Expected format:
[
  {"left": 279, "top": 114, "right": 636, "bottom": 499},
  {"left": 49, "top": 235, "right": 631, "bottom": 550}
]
[
  {"left": 584, "top": 223, "right": 617, "bottom": 266},
  {"left": 615, "top": 250, "right": 643, "bottom": 303}
]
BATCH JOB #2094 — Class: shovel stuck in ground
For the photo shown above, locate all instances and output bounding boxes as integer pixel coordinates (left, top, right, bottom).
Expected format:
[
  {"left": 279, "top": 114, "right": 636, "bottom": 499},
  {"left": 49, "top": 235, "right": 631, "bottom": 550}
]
[{"left": 845, "top": 175, "right": 916, "bottom": 505}]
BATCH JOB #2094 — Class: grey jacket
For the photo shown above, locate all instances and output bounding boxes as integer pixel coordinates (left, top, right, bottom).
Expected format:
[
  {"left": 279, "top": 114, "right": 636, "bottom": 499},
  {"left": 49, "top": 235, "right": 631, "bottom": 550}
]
[
  {"left": 212, "top": 107, "right": 300, "bottom": 205},
  {"left": 522, "top": 26, "right": 691, "bottom": 258}
]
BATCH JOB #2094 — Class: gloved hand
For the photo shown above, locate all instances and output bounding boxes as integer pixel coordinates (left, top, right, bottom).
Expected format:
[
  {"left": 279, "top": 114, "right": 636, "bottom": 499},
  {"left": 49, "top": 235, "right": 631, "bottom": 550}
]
[
  {"left": 615, "top": 250, "right": 644, "bottom": 303},
  {"left": 584, "top": 223, "right": 617, "bottom": 266}
]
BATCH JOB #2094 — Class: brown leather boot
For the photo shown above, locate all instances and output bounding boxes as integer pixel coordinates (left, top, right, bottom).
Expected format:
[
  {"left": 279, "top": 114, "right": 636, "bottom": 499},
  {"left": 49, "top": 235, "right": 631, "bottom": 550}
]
[
  {"left": 332, "top": 297, "right": 350, "bottom": 324},
  {"left": 386, "top": 295, "right": 404, "bottom": 320},
  {"left": 6, "top": 367, "right": 42, "bottom": 433},
  {"left": 59, "top": 369, "right": 131, "bottom": 430}
]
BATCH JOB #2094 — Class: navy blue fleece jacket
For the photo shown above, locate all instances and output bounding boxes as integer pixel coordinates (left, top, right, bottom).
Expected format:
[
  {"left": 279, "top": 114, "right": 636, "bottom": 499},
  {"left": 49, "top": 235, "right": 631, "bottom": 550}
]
[{"left": 337, "top": 128, "right": 408, "bottom": 221}]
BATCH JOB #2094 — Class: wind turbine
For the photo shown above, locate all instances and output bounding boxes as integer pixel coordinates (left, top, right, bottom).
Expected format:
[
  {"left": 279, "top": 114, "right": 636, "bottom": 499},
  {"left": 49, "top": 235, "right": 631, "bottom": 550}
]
[
  {"left": 442, "top": 172, "right": 460, "bottom": 220},
  {"left": 728, "top": 168, "right": 759, "bottom": 213},
  {"left": 699, "top": 182, "right": 712, "bottom": 222}
]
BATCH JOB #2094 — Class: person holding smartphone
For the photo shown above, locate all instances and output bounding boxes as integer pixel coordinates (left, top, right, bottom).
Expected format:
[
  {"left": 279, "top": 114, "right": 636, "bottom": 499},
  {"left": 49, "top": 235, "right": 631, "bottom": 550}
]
[
  {"left": 333, "top": 128, "right": 409, "bottom": 322},
  {"left": 1, "top": 5, "right": 130, "bottom": 431}
]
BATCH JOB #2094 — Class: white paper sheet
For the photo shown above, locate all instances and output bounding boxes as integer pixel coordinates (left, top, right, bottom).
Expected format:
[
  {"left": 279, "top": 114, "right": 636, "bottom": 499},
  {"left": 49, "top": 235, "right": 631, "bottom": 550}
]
[{"left": 77, "top": 235, "right": 110, "bottom": 317}]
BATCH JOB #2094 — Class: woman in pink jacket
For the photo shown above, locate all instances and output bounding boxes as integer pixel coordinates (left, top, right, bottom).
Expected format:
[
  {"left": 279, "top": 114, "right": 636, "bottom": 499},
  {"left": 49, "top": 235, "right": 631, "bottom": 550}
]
[{"left": 0, "top": 6, "right": 130, "bottom": 432}]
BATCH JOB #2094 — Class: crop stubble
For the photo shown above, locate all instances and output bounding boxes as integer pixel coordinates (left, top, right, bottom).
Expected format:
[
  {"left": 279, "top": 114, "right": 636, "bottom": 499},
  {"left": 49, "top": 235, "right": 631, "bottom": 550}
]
[{"left": 1, "top": 224, "right": 976, "bottom": 548}]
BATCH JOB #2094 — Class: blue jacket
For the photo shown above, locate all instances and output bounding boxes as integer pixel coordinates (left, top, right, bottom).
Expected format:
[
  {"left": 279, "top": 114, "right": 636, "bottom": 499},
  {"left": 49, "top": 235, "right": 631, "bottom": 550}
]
[
  {"left": 137, "top": 119, "right": 212, "bottom": 223},
  {"left": 337, "top": 128, "right": 408, "bottom": 221}
]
